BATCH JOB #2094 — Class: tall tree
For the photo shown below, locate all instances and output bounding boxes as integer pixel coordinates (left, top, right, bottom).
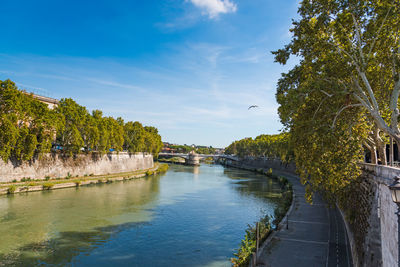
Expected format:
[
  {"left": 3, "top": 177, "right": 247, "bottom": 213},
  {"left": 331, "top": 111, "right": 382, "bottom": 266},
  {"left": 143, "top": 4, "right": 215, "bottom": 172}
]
[{"left": 274, "top": 0, "right": 400, "bottom": 143}]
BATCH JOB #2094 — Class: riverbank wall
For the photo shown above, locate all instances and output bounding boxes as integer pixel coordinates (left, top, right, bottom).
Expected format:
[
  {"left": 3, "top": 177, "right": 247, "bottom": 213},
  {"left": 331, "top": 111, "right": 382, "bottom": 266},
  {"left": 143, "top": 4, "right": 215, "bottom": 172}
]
[
  {"left": 0, "top": 152, "right": 154, "bottom": 182},
  {"left": 220, "top": 156, "right": 296, "bottom": 175},
  {"left": 340, "top": 164, "right": 399, "bottom": 267}
]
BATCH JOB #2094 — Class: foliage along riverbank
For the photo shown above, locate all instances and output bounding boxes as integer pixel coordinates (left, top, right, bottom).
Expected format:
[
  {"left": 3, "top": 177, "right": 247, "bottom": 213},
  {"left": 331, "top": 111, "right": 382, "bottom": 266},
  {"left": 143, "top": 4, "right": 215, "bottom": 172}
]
[
  {"left": 231, "top": 168, "right": 293, "bottom": 267},
  {"left": 0, "top": 163, "right": 169, "bottom": 196},
  {"left": 0, "top": 79, "right": 162, "bottom": 163}
]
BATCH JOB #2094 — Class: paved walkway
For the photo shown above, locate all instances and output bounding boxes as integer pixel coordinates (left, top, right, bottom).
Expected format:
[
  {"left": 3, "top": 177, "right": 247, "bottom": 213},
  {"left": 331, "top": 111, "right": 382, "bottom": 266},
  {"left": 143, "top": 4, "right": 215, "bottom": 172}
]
[{"left": 256, "top": 170, "right": 353, "bottom": 267}]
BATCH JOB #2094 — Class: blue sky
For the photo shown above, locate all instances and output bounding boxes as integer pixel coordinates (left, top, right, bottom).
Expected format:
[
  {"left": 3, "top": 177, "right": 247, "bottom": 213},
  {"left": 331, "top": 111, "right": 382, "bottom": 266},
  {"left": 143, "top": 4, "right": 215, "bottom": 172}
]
[{"left": 0, "top": 0, "right": 298, "bottom": 148}]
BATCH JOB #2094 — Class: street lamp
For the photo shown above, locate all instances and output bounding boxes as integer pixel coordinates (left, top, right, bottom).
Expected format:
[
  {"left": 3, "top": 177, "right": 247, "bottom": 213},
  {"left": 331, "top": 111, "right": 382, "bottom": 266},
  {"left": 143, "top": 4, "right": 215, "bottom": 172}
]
[{"left": 389, "top": 176, "right": 400, "bottom": 267}]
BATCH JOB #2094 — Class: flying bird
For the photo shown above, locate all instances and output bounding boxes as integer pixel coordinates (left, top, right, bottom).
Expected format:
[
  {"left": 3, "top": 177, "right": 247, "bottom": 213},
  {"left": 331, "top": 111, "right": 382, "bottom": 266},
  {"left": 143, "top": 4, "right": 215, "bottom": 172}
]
[{"left": 248, "top": 105, "right": 258, "bottom": 110}]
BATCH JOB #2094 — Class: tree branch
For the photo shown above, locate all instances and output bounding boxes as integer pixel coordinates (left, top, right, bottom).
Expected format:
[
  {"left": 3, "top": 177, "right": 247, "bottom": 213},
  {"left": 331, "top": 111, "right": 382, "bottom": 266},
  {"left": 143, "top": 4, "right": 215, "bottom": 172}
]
[
  {"left": 351, "top": 13, "right": 366, "bottom": 68},
  {"left": 331, "top": 104, "right": 363, "bottom": 129}
]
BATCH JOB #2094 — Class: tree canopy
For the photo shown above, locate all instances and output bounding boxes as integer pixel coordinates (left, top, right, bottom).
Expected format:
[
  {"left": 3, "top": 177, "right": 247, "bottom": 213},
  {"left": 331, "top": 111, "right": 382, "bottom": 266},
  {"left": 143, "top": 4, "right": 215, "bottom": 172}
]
[
  {"left": 0, "top": 79, "right": 163, "bottom": 162},
  {"left": 225, "top": 133, "right": 293, "bottom": 163},
  {"left": 273, "top": 0, "right": 400, "bottom": 201}
]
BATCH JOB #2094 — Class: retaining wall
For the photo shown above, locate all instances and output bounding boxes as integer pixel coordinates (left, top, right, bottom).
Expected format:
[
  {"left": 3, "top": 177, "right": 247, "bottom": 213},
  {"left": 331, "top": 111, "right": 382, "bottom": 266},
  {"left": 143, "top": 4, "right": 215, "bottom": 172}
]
[
  {"left": 345, "top": 164, "right": 400, "bottom": 267},
  {"left": 0, "top": 152, "right": 154, "bottom": 182},
  {"left": 221, "top": 157, "right": 296, "bottom": 174}
]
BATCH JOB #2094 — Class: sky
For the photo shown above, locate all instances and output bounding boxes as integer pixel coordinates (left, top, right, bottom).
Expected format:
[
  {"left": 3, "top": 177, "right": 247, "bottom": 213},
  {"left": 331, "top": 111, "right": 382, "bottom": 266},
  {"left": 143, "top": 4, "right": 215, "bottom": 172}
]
[{"left": 0, "top": 0, "right": 299, "bottom": 148}]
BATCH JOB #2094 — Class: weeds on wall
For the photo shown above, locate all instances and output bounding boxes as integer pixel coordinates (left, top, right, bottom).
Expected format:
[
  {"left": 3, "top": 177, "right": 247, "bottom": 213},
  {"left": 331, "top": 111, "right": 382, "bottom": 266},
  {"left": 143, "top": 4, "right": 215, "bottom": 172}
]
[{"left": 7, "top": 185, "right": 16, "bottom": 194}]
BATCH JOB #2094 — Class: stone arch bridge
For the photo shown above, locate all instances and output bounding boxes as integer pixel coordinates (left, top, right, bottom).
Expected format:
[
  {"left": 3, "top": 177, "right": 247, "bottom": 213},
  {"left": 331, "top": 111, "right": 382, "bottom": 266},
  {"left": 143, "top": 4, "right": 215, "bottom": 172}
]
[{"left": 158, "top": 153, "right": 237, "bottom": 166}]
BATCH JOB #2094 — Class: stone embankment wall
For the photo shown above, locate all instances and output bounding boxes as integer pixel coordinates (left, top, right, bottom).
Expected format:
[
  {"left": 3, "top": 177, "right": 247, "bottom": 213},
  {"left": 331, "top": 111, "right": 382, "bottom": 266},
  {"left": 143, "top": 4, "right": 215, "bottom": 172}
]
[
  {"left": 0, "top": 152, "right": 154, "bottom": 182},
  {"left": 341, "top": 164, "right": 399, "bottom": 267},
  {"left": 221, "top": 157, "right": 296, "bottom": 174}
]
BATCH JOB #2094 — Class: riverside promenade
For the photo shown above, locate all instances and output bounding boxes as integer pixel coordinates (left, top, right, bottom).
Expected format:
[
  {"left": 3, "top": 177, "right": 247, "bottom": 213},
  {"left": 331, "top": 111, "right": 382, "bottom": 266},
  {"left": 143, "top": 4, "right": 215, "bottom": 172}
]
[{"left": 256, "top": 170, "right": 353, "bottom": 267}]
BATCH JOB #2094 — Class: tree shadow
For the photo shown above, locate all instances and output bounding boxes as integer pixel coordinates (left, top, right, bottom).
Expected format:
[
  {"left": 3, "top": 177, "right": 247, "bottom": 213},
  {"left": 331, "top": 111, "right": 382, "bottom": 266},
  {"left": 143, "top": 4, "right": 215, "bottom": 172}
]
[{"left": 0, "top": 221, "right": 149, "bottom": 267}]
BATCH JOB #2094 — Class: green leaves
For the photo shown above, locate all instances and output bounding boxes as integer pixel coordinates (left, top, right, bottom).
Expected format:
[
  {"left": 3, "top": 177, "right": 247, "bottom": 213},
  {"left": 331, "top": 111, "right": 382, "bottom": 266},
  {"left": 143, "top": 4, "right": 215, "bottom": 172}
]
[
  {"left": 0, "top": 80, "right": 56, "bottom": 162},
  {"left": 225, "top": 133, "right": 293, "bottom": 162},
  {"left": 0, "top": 79, "right": 163, "bottom": 162}
]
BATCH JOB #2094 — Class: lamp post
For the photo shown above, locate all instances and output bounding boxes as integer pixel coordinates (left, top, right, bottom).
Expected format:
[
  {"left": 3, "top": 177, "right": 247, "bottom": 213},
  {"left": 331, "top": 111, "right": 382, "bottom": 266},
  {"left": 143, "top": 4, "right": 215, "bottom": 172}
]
[{"left": 389, "top": 176, "right": 400, "bottom": 267}]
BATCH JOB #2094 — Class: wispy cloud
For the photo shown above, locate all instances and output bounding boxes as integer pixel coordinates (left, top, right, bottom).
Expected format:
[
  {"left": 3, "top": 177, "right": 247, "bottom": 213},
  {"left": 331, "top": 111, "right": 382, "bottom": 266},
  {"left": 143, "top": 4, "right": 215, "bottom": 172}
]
[
  {"left": 86, "top": 78, "right": 145, "bottom": 92},
  {"left": 188, "top": 0, "right": 237, "bottom": 18}
]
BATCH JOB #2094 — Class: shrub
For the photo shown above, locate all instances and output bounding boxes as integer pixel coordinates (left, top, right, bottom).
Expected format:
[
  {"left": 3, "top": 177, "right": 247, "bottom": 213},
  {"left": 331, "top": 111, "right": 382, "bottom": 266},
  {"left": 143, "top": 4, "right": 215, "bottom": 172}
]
[
  {"left": 65, "top": 172, "right": 72, "bottom": 179},
  {"left": 43, "top": 183, "right": 54, "bottom": 190},
  {"left": 231, "top": 216, "right": 272, "bottom": 267},
  {"left": 146, "top": 170, "right": 154, "bottom": 176},
  {"left": 12, "top": 179, "right": 17, "bottom": 183},
  {"left": 89, "top": 173, "right": 94, "bottom": 177},
  {"left": 273, "top": 189, "right": 293, "bottom": 227},
  {"left": 157, "top": 164, "right": 169, "bottom": 174},
  {"left": 97, "top": 179, "right": 103, "bottom": 183},
  {"left": 45, "top": 176, "right": 51, "bottom": 181},
  {"left": 75, "top": 181, "right": 81, "bottom": 186},
  {"left": 28, "top": 182, "right": 36, "bottom": 186},
  {"left": 84, "top": 174, "right": 88, "bottom": 177},
  {"left": 7, "top": 185, "right": 17, "bottom": 194}
]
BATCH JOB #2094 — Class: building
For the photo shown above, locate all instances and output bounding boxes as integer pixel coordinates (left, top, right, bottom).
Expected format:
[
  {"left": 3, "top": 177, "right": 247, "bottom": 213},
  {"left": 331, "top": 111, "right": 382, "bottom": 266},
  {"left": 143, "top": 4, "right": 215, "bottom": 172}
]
[{"left": 31, "top": 94, "right": 59, "bottom": 109}]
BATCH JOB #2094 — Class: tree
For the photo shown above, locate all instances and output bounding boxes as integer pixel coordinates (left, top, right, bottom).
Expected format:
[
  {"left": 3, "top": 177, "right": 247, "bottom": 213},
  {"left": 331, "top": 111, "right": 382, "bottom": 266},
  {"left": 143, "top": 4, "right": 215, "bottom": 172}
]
[
  {"left": 124, "top": 121, "right": 146, "bottom": 153},
  {"left": 55, "top": 98, "right": 87, "bottom": 155},
  {"left": 272, "top": 0, "right": 400, "bottom": 201},
  {"left": 274, "top": 0, "right": 400, "bottom": 143},
  {"left": 0, "top": 79, "right": 164, "bottom": 161},
  {"left": 0, "top": 79, "right": 57, "bottom": 162},
  {"left": 144, "top": 126, "right": 163, "bottom": 156}
]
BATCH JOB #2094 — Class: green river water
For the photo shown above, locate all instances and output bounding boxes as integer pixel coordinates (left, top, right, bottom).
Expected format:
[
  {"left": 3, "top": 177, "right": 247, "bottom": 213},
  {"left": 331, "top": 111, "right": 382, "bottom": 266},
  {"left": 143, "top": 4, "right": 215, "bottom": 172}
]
[{"left": 0, "top": 164, "right": 282, "bottom": 267}]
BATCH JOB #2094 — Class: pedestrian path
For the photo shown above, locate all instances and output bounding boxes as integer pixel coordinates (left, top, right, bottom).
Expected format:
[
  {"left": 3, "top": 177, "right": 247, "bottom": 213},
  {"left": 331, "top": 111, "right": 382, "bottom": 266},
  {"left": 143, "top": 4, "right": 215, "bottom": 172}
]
[{"left": 256, "top": 170, "right": 353, "bottom": 267}]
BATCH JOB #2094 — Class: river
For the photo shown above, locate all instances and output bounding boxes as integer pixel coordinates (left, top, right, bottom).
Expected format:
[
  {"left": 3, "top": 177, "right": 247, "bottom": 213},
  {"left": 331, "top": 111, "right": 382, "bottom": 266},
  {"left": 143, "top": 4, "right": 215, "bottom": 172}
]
[{"left": 0, "top": 164, "right": 283, "bottom": 267}]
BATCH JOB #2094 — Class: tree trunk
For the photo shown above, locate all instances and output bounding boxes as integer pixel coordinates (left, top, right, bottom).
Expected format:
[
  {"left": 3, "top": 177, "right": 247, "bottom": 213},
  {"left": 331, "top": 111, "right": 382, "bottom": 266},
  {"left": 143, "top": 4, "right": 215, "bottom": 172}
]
[
  {"left": 374, "top": 127, "right": 387, "bottom": 165},
  {"left": 378, "top": 142, "right": 387, "bottom": 165},
  {"left": 390, "top": 137, "right": 394, "bottom": 166},
  {"left": 370, "top": 146, "right": 378, "bottom": 164}
]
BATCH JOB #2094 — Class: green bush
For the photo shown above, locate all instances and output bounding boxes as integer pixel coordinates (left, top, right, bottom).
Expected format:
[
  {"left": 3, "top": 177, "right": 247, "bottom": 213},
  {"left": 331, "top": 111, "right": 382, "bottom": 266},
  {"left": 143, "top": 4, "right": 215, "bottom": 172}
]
[
  {"left": 273, "top": 190, "right": 293, "bottom": 227},
  {"left": 157, "top": 164, "right": 169, "bottom": 173},
  {"left": 231, "top": 216, "right": 272, "bottom": 267},
  {"left": 7, "top": 185, "right": 17, "bottom": 194},
  {"left": 232, "top": 175, "right": 293, "bottom": 266},
  {"left": 12, "top": 179, "right": 17, "bottom": 183},
  {"left": 45, "top": 176, "right": 51, "bottom": 181},
  {"left": 43, "top": 183, "right": 54, "bottom": 190},
  {"left": 75, "top": 181, "right": 81, "bottom": 186},
  {"left": 146, "top": 170, "right": 154, "bottom": 176}
]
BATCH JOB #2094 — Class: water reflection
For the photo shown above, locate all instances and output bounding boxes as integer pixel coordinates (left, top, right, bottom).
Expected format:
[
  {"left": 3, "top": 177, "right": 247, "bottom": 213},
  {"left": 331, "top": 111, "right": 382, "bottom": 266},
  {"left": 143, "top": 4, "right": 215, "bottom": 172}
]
[
  {"left": 0, "top": 176, "right": 161, "bottom": 265},
  {"left": 223, "top": 168, "right": 282, "bottom": 200},
  {"left": 0, "top": 164, "right": 281, "bottom": 267}
]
